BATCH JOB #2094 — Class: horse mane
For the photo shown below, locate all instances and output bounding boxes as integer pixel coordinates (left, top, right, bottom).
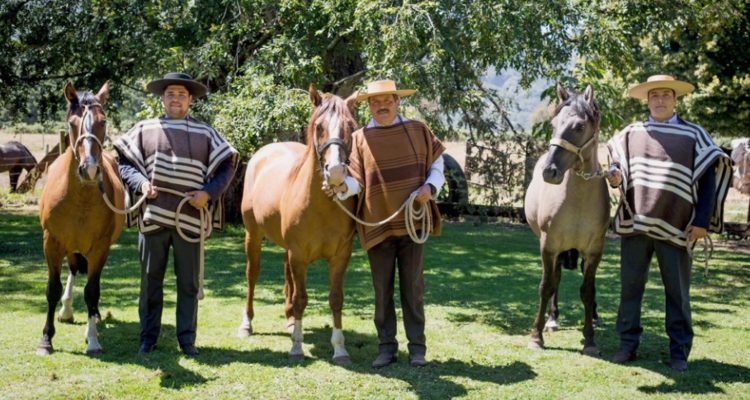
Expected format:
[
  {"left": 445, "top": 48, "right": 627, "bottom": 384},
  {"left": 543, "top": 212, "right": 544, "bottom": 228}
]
[
  {"left": 290, "top": 93, "right": 358, "bottom": 178},
  {"left": 553, "top": 90, "right": 601, "bottom": 132}
]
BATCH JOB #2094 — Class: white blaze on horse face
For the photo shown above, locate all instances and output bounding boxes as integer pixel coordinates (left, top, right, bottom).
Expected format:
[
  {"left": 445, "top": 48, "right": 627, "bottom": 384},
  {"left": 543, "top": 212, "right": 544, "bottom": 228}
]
[
  {"left": 324, "top": 112, "right": 347, "bottom": 186},
  {"left": 81, "top": 112, "right": 99, "bottom": 180}
]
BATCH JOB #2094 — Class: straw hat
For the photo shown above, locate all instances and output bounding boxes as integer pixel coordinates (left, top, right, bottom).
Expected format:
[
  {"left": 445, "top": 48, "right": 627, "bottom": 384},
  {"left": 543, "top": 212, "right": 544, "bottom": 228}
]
[
  {"left": 356, "top": 80, "right": 417, "bottom": 102},
  {"left": 628, "top": 75, "right": 695, "bottom": 100},
  {"left": 146, "top": 72, "right": 209, "bottom": 98}
]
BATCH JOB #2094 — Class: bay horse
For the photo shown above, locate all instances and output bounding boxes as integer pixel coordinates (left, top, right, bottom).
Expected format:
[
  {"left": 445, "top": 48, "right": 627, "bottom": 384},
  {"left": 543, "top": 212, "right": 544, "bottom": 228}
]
[
  {"left": 237, "top": 85, "right": 358, "bottom": 364},
  {"left": 36, "top": 82, "right": 126, "bottom": 356},
  {"left": 0, "top": 141, "right": 37, "bottom": 192},
  {"left": 524, "top": 83, "right": 610, "bottom": 357}
]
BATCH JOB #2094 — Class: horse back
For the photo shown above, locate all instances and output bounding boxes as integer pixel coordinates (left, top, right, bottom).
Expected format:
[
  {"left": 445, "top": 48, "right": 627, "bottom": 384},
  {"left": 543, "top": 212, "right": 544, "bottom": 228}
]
[{"left": 0, "top": 141, "right": 36, "bottom": 170}]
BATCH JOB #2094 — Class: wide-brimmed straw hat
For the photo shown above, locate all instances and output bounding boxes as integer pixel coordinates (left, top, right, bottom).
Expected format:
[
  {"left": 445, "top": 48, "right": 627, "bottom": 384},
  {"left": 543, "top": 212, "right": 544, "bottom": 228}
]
[
  {"left": 628, "top": 75, "right": 695, "bottom": 100},
  {"left": 356, "top": 80, "right": 417, "bottom": 102},
  {"left": 146, "top": 72, "right": 209, "bottom": 98}
]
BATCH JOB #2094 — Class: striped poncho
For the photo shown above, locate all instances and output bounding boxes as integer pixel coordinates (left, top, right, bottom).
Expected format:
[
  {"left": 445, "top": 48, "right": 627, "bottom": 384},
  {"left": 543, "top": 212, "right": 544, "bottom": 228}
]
[
  {"left": 348, "top": 120, "right": 445, "bottom": 251},
  {"left": 113, "top": 116, "right": 238, "bottom": 237},
  {"left": 608, "top": 121, "right": 731, "bottom": 248}
]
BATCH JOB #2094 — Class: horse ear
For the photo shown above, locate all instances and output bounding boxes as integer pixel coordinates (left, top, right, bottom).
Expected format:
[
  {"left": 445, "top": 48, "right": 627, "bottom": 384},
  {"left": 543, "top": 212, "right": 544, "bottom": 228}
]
[
  {"left": 556, "top": 82, "right": 568, "bottom": 102},
  {"left": 64, "top": 83, "right": 77, "bottom": 104},
  {"left": 345, "top": 90, "right": 360, "bottom": 110},
  {"left": 309, "top": 83, "right": 322, "bottom": 107},
  {"left": 584, "top": 83, "right": 595, "bottom": 106},
  {"left": 96, "top": 81, "right": 110, "bottom": 104}
]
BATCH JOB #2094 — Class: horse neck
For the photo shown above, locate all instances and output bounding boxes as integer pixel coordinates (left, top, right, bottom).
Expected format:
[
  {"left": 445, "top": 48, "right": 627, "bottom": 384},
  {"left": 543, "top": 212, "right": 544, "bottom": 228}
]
[{"left": 294, "top": 143, "right": 326, "bottom": 195}]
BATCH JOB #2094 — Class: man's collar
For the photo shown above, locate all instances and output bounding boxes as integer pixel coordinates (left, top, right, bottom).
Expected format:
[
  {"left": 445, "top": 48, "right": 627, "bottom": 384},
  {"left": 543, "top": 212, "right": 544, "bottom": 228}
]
[
  {"left": 648, "top": 113, "right": 679, "bottom": 124},
  {"left": 367, "top": 114, "right": 409, "bottom": 128}
]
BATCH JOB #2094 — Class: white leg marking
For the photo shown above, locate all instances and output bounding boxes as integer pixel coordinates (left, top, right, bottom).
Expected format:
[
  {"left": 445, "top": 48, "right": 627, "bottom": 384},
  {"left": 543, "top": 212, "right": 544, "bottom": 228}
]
[
  {"left": 331, "top": 328, "right": 350, "bottom": 363},
  {"left": 58, "top": 272, "right": 75, "bottom": 322},
  {"left": 85, "top": 316, "right": 103, "bottom": 355},
  {"left": 545, "top": 320, "right": 559, "bottom": 329},
  {"left": 289, "top": 320, "right": 304, "bottom": 359},
  {"left": 238, "top": 309, "right": 253, "bottom": 337}
]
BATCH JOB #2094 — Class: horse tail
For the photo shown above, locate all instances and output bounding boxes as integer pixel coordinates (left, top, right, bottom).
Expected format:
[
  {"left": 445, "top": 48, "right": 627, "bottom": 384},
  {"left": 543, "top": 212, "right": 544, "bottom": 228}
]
[{"left": 556, "top": 249, "right": 579, "bottom": 270}]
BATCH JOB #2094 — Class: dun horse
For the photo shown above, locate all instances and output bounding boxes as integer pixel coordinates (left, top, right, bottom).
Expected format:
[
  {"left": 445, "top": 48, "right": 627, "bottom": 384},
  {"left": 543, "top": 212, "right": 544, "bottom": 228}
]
[
  {"left": 0, "top": 141, "right": 37, "bottom": 192},
  {"left": 238, "top": 85, "right": 358, "bottom": 364},
  {"left": 36, "top": 82, "right": 126, "bottom": 356},
  {"left": 524, "top": 83, "right": 609, "bottom": 356}
]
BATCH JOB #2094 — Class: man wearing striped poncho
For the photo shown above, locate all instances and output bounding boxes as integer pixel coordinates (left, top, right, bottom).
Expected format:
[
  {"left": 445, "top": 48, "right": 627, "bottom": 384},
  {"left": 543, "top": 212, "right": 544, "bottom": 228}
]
[
  {"left": 606, "top": 75, "right": 731, "bottom": 371},
  {"left": 114, "top": 73, "right": 238, "bottom": 357}
]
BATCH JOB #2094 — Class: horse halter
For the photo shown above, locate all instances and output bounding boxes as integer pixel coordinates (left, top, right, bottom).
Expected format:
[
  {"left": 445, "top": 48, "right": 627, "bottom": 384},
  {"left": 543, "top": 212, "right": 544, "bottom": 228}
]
[
  {"left": 549, "top": 133, "right": 597, "bottom": 173},
  {"left": 72, "top": 104, "right": 107, "bottom": 163},
  {"left": 314, "top": 136, "right": 351, "bottom": 165}
]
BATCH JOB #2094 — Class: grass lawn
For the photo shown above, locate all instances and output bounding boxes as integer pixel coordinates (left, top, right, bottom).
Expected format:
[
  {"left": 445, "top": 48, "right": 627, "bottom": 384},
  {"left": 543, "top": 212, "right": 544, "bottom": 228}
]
[{"left": 1, "top": 205, "right": 749, "bottom": 399}]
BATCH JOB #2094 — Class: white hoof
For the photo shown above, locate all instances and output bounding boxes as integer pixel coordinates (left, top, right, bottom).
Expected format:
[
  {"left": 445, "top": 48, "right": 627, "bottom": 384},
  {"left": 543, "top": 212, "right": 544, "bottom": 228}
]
[{"left": 238, "top": 312, "right": 253, "bottom": 337}]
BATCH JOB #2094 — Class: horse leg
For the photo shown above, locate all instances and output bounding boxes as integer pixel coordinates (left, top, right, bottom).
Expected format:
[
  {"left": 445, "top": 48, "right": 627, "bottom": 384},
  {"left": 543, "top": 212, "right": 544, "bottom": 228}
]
[
  {"left": 327, "top": 251, "right": 352, "bottom": 365},
  {"left": 580, "top": 252, "right": 602, "bottom": 357},
  {"left": 238, "top": 224, "right": 263, "bottom": 337},
  {"left": 37, "top": 238, "right": 65, "bottom": 356},
  {"left": 545, "top": 262, "right": 562, "bottom": 332},
  {"left": 283, "top": 251, "right": 295, "bottom": 334},
  {"left": 9, "top": 166, "right": 22, "bottom": 192},
  {"left": 59, "top": 254, "right": 83, "bottom": 323},
  {"left": 287, "top": 251, "right": 309, "bottom": 361},
  {"left": 82, "top": 252, "right": 106, "bottom": 356},
  {"left": 529, "top": 247, "right": 558, "bottom": 350}
]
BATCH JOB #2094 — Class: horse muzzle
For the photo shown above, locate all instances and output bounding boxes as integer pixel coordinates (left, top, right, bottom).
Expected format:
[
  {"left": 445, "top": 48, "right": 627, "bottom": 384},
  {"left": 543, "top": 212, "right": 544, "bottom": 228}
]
[
  {"left": 78, "top": 162, "right": 101, "bottom": 184},
  {"left": 325, "top": 164, "right": 347, "bottom": 187}
]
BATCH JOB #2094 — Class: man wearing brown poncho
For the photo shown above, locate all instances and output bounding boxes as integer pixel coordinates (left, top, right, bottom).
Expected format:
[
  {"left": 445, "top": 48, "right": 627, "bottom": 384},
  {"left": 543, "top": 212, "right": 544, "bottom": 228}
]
[
  {"left": 325, "top": 80, "right": 445, "bottom": 368},
  {"left": 606, "top": 75, "right": 731, "bottom": 371}
]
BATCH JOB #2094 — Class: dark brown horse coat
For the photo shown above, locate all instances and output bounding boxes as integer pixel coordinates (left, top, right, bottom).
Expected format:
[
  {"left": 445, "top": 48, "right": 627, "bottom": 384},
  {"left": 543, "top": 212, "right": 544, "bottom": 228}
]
[{"left": 0, "top": 141, "right": 37, "bottom": 191}]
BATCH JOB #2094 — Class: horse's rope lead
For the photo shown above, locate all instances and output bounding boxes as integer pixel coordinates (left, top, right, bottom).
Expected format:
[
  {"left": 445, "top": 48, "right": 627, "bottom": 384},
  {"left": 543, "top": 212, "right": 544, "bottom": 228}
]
[
  {"left": 101, "top": 187, "right": 208, "bottom": 300},
  {"left": 333, "top": 190, "right": 431, "bottom": 244}
]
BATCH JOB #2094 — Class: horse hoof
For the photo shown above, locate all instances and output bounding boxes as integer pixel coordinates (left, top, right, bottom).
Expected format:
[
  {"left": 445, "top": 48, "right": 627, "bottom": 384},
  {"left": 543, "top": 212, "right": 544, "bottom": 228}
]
[
  {"left": 333, "top": 355, "right": 351, "bottom": 365},
  {"left": 582, "top": 346, "right": 599, "bottom": 357},
  {"left": 289, "top": 353, "right": 305, "bottom": 362},
  {"left": 58, "top": 316, "right": 74, "bottom": 324},
  {"left": 237, "top": 328, "right": 253, "bottom": 338},
  {"left": 86, "top": 348, "right": 103, "bottom": 356},
  {"left": 592, "top": 318, "right": 602, "bottom": 327},
  {"left": 527, "top": 341, "right": 544, "bottom": 350},
  {"left": 544, "top": 325, "right": 559, "bottom": 333},
  {"left": 36, "top": 345, "right": 54, "bottom": 356}
]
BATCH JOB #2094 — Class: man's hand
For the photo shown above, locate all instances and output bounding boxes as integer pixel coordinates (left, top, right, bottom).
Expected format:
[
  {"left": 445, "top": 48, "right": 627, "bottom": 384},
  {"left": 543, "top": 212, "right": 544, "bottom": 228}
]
[
  {"left": 686, "top": 225, "right": 708, "bottom": 241},
  {"left": 186, "top": 190, "right": 210, "bottom": 209},
  {"left": 141, "top": 182, "right": 158, "bottom": 199},
  {"left": 606, "top": 166, "right": 622, "bottom": 187},
  {"left": 414, "top": 184, "right": 432, "bottom": 205},
  {"left": 322, "top": 182, "right": 347, "bottom": 198}
]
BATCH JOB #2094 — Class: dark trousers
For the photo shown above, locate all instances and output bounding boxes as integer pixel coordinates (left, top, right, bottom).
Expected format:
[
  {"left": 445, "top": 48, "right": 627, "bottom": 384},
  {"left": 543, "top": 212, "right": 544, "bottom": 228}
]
[
  {"left": 616, "top": 234, "right": 693, "bottom": 360},
  {"left": 367, "top": 235, "right": 426, "bottom": 357},
  {"left": 138, "top": 228, "right": 200, "bottom": 347}
]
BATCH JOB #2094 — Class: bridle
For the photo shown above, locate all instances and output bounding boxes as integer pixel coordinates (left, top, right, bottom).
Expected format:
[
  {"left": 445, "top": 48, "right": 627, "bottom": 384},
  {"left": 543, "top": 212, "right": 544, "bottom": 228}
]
[
  {"left": 312, "top": 118, "right": 352, "bottom": 176},
  {"left": 549, "top": 130, "right": 604, "bottom": 180},
  {"left": 72, "top": 103, "right": 107, "bottom": 163}
]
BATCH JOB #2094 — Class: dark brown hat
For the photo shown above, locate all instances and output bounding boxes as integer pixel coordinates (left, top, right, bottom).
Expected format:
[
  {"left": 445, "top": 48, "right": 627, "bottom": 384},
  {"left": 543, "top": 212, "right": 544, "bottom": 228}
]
[{"left": 146, "top": 72, "right": 208, "bottom": 98}]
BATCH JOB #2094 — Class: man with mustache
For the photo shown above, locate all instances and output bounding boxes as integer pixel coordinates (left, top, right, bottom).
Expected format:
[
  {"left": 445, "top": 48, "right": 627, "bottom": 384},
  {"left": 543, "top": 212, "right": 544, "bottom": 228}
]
[
  {"left": 114, "top": 73, "right": 238, "bottom": 356},
  {"left": 606, "top": 75, "right": 731, "bottom": 371},
  {"left": 324, "top": 80, "right": 446, "bottom": 368}
]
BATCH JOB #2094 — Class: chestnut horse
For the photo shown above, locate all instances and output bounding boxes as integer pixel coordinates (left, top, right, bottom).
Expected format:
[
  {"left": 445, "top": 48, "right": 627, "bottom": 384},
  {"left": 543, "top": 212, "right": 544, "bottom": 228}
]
[
  {"left": 0, "top": 141, "right": 37, "bottom": 192},
  {"left": 524, "top": 83, "right": 609, "bottom": 357},
  {"left": 238, "top": 85, "right": 358, "bottom": 364},
  {"left": 36, "top": 82, "right": 126, "bottom": 356}
]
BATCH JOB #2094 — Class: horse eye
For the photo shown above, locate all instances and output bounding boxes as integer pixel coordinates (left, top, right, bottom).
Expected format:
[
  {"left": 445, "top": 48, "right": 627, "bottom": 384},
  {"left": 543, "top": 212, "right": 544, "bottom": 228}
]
[{"left": 316, "top": 125, "right": 323, "bottom": 134}]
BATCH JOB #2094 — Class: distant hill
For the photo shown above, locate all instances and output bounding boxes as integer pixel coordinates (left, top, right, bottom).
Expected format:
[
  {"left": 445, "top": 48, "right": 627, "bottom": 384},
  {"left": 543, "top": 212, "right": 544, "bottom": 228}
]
[{"left": 482, "top": 69, "right": 552, "bottom": 131}]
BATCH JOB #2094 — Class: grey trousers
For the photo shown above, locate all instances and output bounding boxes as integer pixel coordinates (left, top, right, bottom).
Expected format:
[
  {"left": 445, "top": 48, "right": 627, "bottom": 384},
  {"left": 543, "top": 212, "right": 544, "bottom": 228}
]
[
  {"left": 616, "top": 234, "right": 693, "bottom": 360},
  {"left": 138, "top": 228, "right": 200, "bottom": 347},
  {"left": 367, "top": 235, "right": 426, "bottom": 357}
]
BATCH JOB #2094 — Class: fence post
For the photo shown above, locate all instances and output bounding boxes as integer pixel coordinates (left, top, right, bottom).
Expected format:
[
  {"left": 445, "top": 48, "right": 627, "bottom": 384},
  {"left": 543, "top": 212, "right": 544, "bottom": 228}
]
[{"left": 59, "top": 130, "right": 67, "bottom": 154}]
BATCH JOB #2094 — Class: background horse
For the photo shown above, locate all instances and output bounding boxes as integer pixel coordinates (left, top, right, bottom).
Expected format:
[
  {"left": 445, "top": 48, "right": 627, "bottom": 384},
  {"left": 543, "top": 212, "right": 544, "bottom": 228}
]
[
  {"left": 238, "top": 85, "right": 358, "bottom": 364},
  {"left": 730, "top": 138, "right": 750, "bottom": 195},
  {"left": 0, "top": 141, "right": 37, "bottom": 192},
  {"left": 36, "top": 82, "right": 126, "bottom": 356},
  {"left": 524, "top": 83, "right": 609, "bottom": 357}
]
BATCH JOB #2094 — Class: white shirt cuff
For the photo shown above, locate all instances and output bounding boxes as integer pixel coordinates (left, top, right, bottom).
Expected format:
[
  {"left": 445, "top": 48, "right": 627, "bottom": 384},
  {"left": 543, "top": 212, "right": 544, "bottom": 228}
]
[
  {"left": 336, "top": 175, "right": 362, "bottom": 200},
  {"left": 425, "top": 156, "right": 446, "bottom": 200}
]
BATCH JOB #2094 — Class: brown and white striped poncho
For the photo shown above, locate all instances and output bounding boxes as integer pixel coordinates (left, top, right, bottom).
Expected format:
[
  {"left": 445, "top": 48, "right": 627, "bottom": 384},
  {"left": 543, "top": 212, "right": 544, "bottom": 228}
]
[
  {"left": 608, "top": 121, "right": 732, "bottom": 248},
  {"left": 348, "top": 120, "right": 446, "bottom": 251},
  {"left": 113, "top": 116, "right": 238, "bottom": 238}
]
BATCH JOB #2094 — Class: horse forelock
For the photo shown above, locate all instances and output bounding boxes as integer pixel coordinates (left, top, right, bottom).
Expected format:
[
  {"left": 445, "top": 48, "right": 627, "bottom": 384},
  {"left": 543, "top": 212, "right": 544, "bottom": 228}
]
[
  {"left": 67, "top": 91, "right": 101, "bottom": 116},
  {"left": 305, "top": 94, "right": 357, "bottom": 147},
  {"left": 554, "top": 92, "right": 600, "bottom": 131}
]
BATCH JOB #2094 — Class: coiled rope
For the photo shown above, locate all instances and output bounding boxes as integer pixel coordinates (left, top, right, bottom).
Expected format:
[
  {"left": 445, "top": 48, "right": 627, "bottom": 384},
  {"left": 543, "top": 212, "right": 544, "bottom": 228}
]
[{"left": 332, "top": 190, "right": 431, "bottom": 244}]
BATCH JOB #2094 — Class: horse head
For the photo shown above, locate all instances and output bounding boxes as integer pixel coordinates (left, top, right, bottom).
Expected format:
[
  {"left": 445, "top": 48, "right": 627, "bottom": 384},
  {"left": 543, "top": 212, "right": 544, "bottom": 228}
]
[
  {"left": 307, "top": 84, "right": 359, "bottom": 187},
  {"left": 64, "top": 81, "right": 109, "bottom": 185},
  {"left": 542, "top": 83, "right": 601, "bottom": 185}
]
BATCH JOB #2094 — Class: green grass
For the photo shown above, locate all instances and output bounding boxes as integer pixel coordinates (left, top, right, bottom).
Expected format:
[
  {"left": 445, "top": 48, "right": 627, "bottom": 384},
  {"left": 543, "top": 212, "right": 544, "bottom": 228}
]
[{"left": 1, "top": 209, "right": 749, "bottom": 399}]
